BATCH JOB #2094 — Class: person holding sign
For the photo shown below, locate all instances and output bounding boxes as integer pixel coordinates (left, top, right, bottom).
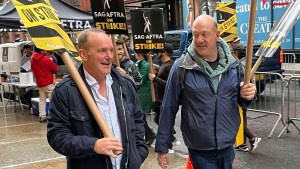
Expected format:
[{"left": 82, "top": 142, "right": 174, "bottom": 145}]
[
  {"left": 123, "top": 36, "right": 137, "bottom": 62},
  {"left": 115, "top": 40, "right": 142, "bottom": 89},
  {"left": 232, "top": 43, "right": 262, "bottom": 152},
  {"left": 136, "top": 53, "right": 156, "bottom": 146},
  {"left": 47, "top": 28, "right": 148, "bottom": 169},
  {"left": 155, "top": 15, "right": 256, "bottom": 169}
]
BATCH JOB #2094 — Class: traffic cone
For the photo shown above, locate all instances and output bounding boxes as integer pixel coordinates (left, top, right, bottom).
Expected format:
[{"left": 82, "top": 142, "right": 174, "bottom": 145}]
[{"left": 186, "top": 155, "right": 194, "bottom": 169}]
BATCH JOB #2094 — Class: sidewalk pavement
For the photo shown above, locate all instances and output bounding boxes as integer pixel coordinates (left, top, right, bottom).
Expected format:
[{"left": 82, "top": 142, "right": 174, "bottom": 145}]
[
  {"left": 0, "top": 107, "right": 187, "bottom": 169},
  {"left": 2, "top": 102, "right": 300, "bottom": 169}
]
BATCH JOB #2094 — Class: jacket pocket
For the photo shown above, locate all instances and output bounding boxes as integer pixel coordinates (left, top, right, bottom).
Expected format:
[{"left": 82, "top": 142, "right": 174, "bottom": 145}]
[
  {"left": 70, "top": 110, "right": 90, "bottom": 121},
  {"left": 70, "top": 109, "right": 92, "bottom": 135}
]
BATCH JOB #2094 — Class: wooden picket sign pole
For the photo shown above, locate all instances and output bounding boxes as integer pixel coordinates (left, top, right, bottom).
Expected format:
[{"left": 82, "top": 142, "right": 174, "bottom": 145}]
[
  {"left": 250, "top": 55, "right": 264, "bottom": 77},
  {"left": 111, "top": 35, "right": 120, "bottom": 67},
  {"left": 119, "top": 34, "right": 130, "bottom": 59},
  {"left": 147, "top": 53, "right": 156, "bottom": 102},
  {"left": 243, "top": 0, "right": 258, "bottom": 85},
  {"left": 60, "top": 51, "right": 122, "bottom": 155}
]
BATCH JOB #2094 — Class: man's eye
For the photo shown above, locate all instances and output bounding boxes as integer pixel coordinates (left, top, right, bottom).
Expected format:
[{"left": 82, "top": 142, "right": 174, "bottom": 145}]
[{"left": 202, "top": 33, "right": 210, "bottom": 38}]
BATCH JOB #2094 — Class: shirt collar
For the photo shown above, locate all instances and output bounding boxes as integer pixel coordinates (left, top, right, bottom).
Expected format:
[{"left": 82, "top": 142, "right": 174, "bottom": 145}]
[{"left": 84, "top": 68, "right": 113, "bottom": 87}]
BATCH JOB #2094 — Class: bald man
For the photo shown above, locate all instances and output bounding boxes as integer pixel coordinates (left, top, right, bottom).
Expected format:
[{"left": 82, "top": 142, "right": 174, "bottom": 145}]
[{"left": 155, "top": 15, "right": 256, "bottom": 169}]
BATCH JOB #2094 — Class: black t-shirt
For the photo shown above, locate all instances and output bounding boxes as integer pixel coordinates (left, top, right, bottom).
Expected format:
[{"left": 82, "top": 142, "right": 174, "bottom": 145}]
[{"left": 207, "top": 58, "right": 219, "bottom": 70}]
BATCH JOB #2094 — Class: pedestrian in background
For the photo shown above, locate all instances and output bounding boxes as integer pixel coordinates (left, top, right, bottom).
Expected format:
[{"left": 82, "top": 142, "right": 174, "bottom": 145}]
[
  {"left": 115, "top": 39, "right": 142, "bottom": 89},
  {"left": 31, "top": 48, "right": 58, "bottom": 123},
  {"left": 232, "top": 43, "right": 262, "bottom": 152},
  {"left": 45, "top": 50, "right": 58, "bottom": 65},
  {"left": 123, "top": 35, "right": 137, "bottom": 63},
  {"left": 47, "top": 28, "right": 148, "bottom": 169},
  {"left": 136, "top": 53, "right": 156, "bottom": 146},
  {"left": 20, "top": 44, "right": 33, "bottom": 72},
  {"left": 155, "top": 15, "right": 256, "bottom": 169}
]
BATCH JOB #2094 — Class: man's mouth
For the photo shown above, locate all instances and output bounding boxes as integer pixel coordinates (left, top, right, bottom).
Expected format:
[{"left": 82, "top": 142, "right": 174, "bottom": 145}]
[{"left": 102, "top": 62, "right": 111, "bottom": 66}]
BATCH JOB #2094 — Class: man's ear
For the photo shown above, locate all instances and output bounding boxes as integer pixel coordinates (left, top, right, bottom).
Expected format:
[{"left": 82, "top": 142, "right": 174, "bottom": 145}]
[
  {"left": 78, "top": 49, "right": 87, "bottom": 61},
  {"left": 216, "top": 30, "right": 220, "bottom": 38}
]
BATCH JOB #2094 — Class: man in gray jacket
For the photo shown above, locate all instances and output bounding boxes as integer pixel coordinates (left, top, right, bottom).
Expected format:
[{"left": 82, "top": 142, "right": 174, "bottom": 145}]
[
  {"left": 47, "top": 28, "right": 148, "bottom": 169},
  {"left": 155, "top": 15, "right": 256, "bottom": 169}
]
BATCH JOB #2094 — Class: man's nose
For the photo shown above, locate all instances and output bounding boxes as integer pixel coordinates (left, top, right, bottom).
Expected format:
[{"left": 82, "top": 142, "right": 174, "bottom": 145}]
[{"left": 196, "top": 37, "right": 205, "bottom": 43}]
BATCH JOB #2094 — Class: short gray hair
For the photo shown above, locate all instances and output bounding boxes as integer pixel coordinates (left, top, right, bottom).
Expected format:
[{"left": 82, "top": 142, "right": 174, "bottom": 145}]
[{"left": 77, "top": 28, "right": 106, "bottom": 50}]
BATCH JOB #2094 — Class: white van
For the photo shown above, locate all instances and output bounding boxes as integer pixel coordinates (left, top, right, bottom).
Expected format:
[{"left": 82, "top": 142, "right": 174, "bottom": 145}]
[{"left": 0, "top": 41, "right": 34, "bottom": 76}]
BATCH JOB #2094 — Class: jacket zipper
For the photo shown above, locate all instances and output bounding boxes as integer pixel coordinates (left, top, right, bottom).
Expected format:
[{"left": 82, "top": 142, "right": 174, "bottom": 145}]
[{"left": 120, "top": 86, "right": 129, "bottom": 169}]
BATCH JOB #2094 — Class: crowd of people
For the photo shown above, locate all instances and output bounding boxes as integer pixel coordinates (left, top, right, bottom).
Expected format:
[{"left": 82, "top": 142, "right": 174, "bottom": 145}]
[{"left": 16, "top": 14, "right": 262, "bottom": 169}]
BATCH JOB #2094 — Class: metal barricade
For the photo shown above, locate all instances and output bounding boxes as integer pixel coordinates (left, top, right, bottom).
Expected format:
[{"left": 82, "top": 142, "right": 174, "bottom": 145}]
[
  {"left": 248, "top": 72, "right": 285, "bottom": 138},
  {"left": 278, "top": 76, "right": 300, "bottom": 138},
  {"left": 282, "top": 53, "right": 296, "bottom": 78}
]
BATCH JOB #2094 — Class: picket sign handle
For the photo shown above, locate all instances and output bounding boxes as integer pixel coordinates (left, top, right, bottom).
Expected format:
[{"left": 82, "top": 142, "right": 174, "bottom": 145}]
[
  {"left": 111, "top": 35, "right": 120, "bottom": 67},
  {"left": 250, "top": 55, "right": 265, "bottom": 77},
  {"left": 60, "top": 52, "right": 122, "bottom": 155},
  {"left": 147, "top": 53, "right": 156, "bottom": 102},
  {"left": 243, "top": 0, "right": 258, "bottom": 85}
]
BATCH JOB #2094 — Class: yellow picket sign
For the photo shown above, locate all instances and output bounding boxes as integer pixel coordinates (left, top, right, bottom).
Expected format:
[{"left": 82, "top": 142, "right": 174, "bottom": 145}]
[
  {"left": 235, "top": 105, "right": 244, "bottom": 147},
  {"left": 12, "top": 0, "right": 77, "bottom": 54}
]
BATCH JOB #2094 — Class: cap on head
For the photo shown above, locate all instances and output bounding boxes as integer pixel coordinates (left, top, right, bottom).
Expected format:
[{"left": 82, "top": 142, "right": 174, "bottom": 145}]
[
  {"left": 164, "top": 43, "right": 174, "bottom": 56},
  {"left": 233, "top": 37, "right": 241, "bottom": 43},
  {"left": 233, "top": 43, "right": 245, "bottom": 54},
  {"left": 227, "top": 39, "right": 234, "bottom": 43}
]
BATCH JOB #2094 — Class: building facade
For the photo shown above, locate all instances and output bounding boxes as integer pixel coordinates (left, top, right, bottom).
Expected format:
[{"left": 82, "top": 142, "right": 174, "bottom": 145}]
[{"left": 1, "top": 0, "right": 185, "bottom": 43}]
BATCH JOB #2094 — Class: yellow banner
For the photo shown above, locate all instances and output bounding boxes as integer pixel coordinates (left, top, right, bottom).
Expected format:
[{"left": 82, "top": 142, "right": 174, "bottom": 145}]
[
  {"left": 218, "top": 15, "right": 237, "bottom": 35},
  {"left": 11, "top": 0, "right": 77, "bottom": 54},
  {"left": 15, "top": 2, "right": 60, "bottom": 27},
  {"left": 216, "top": 2, "right": 237, "bottom": 42}
]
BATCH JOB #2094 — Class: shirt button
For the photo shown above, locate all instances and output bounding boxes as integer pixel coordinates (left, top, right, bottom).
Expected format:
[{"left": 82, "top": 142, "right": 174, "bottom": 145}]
[{"left": 81, "top": 116, "right": 85, "bottom": 120}]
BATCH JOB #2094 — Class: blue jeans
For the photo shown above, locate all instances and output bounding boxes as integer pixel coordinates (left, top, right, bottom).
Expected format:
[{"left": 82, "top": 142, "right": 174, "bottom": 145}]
[{"left": 188, "top": 146, "right": 235, "bottom": 169}]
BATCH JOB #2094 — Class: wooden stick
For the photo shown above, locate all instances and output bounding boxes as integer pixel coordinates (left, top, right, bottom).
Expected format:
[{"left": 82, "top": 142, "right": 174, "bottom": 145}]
[
  {"left": 147, "top": 53, "right": 156, "bottom": 102},
  {"left": 251, "top": 55, "right": 265, "bottom": 77},
  {"left": 243, "top": 0, "right": 258, "bottom": 85},
  {"left": 119, "top": 35, "right": 130, "bottom": 59},
  {"left": 111, "top": 35, "right": 120, "bottom": 67},
  {"left": 60, "top": 52, "right": 122, "bottom": 155}
]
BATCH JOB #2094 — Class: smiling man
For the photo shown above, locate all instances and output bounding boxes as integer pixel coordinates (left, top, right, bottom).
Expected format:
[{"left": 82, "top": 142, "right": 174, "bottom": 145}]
[{"left": 47, "top": 28, "right": 148, "bottom": 169}]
